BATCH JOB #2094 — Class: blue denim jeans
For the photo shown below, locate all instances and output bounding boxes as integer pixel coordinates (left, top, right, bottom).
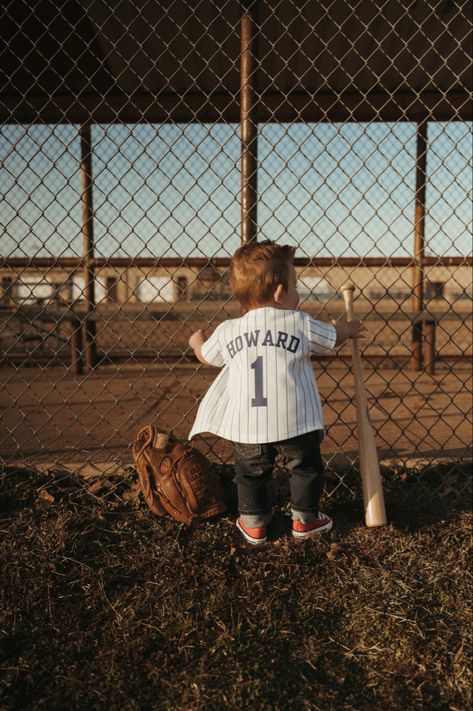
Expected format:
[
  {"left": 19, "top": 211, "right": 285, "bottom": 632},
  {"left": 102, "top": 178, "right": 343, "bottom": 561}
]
[{"left": 233, "top": 430, "right": 325, "bottom": 526}]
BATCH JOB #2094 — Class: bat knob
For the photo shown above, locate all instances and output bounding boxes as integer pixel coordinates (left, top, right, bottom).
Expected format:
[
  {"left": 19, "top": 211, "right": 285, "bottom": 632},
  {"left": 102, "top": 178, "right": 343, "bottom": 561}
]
[{"left": 341, "top": 283, "right": 355, "bottom": 293}]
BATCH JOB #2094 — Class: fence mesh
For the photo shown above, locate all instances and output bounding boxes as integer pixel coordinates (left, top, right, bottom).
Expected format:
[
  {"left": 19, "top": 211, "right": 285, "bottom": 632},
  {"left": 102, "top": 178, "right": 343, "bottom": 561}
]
[{"left": 1, "top": 0, "right": 472, "bottom": 508}]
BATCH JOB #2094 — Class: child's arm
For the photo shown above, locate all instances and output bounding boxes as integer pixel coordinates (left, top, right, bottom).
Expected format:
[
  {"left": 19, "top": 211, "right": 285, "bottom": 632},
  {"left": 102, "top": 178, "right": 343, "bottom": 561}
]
[
  {"left": 189, "top": 329, "right": 213, "bottom": 366},
  {"left": 333, "top": 320, "right": 366, "bottom": 347}
]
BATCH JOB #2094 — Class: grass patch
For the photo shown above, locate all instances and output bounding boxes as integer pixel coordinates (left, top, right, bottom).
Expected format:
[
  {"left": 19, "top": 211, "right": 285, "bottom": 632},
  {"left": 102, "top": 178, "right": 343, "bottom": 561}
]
[{"left": 0, "top": 464, "right": 471, "bottom": 710}]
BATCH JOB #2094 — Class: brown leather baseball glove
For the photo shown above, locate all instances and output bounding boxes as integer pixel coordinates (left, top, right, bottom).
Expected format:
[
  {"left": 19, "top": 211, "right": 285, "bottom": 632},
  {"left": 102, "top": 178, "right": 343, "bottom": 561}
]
[{"left": 131, "top": 425, "right": 226, "bottom": 524}]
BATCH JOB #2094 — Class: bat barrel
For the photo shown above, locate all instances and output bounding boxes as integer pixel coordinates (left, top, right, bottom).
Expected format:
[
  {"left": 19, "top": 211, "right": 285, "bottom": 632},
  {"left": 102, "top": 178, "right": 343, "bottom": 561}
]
[{"left": 365, "top": 489, "right": 387, "bottom": 528}]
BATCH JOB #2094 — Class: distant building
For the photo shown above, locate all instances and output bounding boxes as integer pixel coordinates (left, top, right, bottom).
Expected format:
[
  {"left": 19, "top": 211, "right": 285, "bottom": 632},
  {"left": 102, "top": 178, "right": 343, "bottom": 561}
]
[{"left": 0, "top": 264, "right": 471, "bottom": 309}]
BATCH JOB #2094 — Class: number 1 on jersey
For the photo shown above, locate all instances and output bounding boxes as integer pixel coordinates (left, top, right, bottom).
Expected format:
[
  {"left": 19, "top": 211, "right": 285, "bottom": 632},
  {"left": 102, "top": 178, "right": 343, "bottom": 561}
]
[{"left": 251, "top": 356, "right": 268, "bottom": 407}]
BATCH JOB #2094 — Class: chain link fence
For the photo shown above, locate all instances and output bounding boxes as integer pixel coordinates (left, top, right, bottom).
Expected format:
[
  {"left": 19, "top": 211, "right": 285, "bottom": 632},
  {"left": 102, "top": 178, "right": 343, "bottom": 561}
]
[{"left": 1, "top": 0, "right": 472, "bottom": 508}]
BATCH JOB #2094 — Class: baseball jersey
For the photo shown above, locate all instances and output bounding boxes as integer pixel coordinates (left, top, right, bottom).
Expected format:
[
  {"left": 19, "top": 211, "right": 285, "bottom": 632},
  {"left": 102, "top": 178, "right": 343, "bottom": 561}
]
[{"left": 188, "top": 307, "right": 337, "bottom": 444}]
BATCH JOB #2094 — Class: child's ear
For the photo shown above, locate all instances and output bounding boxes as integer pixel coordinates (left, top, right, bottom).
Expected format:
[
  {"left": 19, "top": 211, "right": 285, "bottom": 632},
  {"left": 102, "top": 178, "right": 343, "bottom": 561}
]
[{"left": 273, "top": 284, "right": 285, "bottom": 303}]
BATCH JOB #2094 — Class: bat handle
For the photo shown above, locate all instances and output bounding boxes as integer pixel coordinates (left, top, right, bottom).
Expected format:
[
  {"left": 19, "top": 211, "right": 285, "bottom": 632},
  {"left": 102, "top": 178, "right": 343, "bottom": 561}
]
[{"left": 341, "top": 283, "right": 356, "bottom": 321}]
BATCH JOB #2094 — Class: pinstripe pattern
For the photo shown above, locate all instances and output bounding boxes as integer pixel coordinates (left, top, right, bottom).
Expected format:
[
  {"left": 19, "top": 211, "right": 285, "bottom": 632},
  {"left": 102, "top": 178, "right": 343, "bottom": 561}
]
[{"left": 189, "top": 307, "right": 336, "bottom": 444}]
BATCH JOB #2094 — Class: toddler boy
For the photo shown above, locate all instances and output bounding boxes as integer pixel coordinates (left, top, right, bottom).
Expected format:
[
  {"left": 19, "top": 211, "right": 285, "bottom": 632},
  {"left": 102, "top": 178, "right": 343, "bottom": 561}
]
[{"left": 188, "top": 241, "right": 364, "bottom": 545}]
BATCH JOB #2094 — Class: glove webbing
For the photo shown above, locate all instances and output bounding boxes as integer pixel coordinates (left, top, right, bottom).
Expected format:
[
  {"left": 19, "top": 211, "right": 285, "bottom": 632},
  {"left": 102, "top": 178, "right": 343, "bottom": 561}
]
[{"left": 157, "top": 448, "right": 197, "bottom": 517}]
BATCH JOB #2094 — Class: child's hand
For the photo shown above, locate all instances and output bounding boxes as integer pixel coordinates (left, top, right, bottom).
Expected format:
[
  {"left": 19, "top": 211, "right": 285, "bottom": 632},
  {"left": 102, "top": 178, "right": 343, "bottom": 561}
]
[
  {"left": 332, "top": 319, "right": 366, "bottom": 347},
  {"left": 189, "top": 329, "right": 207, "bottom": 351},
  {"left": 346, "top": 320, "right": 366, "bottom": 339}
]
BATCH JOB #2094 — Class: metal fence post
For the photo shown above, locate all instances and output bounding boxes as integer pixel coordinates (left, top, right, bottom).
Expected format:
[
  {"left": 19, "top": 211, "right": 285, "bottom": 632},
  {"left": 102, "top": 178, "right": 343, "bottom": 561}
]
[
  {"left": 80, "top": 123, "right": 97, "bottom": 371},
  {"left": 240, "top": 0, "right": 258, "bottom": 245},
  {"left": 424, "top": 319, "right": 437, "bottom": 375},
  {"left": 411, "top": 120, "right": 428, "bottom": 371},
  {"left": 70, "top": 314, "right": 84, "bottom": 376}
]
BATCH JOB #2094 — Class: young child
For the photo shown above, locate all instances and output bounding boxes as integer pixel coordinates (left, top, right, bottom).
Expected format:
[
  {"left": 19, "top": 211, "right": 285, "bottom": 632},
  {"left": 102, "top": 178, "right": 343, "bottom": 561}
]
[{"left": 188, "top": 241, "right": 364, "bottom": 545}]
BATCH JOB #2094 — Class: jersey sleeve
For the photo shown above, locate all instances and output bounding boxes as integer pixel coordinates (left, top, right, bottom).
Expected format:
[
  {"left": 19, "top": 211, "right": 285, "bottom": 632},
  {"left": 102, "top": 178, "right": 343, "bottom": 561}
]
[
  {"left": 305, "top": 315, "right": 337, "bottom": 354},
  {"left": 200, "top": 323, "right": 226, "bottom": 367}
]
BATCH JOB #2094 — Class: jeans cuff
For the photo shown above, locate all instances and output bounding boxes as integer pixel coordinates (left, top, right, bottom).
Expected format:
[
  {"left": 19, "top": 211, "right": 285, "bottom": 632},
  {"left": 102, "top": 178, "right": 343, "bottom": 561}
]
[
  {"left": 291, "top": 508, "right": 319, "bottom": 524},
  {"left": 240, "top": 512, "right": 272, "bottom": 527}
]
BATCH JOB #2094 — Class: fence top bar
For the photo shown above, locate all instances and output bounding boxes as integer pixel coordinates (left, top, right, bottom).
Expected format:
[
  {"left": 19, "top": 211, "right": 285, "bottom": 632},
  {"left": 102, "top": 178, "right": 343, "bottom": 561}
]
[{"left": 1, "top": 91, "right": 471, "bottom": 123}]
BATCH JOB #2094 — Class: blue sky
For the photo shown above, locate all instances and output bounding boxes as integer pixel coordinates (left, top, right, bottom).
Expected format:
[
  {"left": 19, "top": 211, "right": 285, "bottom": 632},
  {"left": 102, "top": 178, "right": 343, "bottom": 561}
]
[{"left": 1, "top": 121, "right": 471, "bottom": 259}]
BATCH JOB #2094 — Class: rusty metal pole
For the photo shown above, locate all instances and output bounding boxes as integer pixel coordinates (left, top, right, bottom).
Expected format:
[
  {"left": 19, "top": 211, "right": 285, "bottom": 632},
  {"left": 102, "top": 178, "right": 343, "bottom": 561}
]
[
  {"left": 240, "top": 1, "right": 258, "bottom": 244},
  {"left": 80, "top": 123, "right": 97, "bottom": 371},
  {"left": 423, "top": 319, "right": 436, "bottom": 375},
  {"left": 70, "top": 315, "right": 84, "bottom": 376},
  {"left": 411, "top": 120, "right": 427, "bottom": 371}
]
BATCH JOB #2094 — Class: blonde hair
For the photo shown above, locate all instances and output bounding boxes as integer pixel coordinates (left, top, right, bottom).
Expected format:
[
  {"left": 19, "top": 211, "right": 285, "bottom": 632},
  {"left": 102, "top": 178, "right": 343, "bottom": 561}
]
[{"left": 229, "top": 240, "right": 295, "bottom": 309}]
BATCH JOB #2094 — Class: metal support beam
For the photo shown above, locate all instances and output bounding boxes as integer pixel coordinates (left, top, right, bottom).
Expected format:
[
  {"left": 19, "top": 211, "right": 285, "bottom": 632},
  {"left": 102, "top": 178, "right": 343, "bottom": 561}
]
[
  {"left": 1, "top": 91, "right": 470, "bottom": 124},
  {"left": 70, "top": 315, "right": 84, "bottom": 376},
  {"left": 80, "top": 123, "right": 97, "bottom": 371},
  {"left": 423, "top": 320, "right": 436, "bottom": 375},
  {"left": 411, "top": 120, "right": 428, "bottom": 372},
  {"left": 2, "top": 256, "right": 471, "bottom": 270},
  {"left": 240, "top": 1, "right": 258, "bottom": 244}
]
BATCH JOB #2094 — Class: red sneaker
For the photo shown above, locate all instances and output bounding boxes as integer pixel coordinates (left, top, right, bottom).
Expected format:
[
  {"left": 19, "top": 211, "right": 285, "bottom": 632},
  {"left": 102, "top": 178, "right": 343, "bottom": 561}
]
[
  {"left": 236, "top": 518, "right": 268, "bottom": 546},
  {"left": 292, "top": 512, "right": 333, "bottom": 539}
]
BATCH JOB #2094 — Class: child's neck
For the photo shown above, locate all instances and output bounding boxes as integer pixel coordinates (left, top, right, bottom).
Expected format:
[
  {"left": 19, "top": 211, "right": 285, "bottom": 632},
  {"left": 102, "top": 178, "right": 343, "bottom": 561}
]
[{"left": 245, "top": 301, "right": 294, "bottom": 313}]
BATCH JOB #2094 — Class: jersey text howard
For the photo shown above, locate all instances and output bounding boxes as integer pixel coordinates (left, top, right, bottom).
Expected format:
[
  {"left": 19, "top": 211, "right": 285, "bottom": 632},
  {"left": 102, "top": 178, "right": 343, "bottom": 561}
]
[{"left": 226, "top": 329, "right": 300, "bottom": 358}]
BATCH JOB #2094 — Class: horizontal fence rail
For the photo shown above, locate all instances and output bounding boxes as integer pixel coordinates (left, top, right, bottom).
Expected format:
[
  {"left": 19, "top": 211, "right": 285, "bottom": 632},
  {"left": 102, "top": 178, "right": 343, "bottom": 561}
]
[{"left": 2, "top": 257, "right": 472, "bottom": 269}]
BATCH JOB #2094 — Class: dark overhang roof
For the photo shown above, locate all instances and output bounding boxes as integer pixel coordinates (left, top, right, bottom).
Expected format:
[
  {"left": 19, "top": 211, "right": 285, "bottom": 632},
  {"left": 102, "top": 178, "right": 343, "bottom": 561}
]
[{"left": 1, "top": 0, "right": 471, "bottom": 123}]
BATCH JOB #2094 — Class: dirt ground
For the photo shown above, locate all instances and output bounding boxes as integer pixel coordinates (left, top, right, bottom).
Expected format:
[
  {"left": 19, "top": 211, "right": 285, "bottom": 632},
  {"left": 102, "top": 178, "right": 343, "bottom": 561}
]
[
  {"left": 1, "top": 360, "right": 471, "bottom": 477},
  {"left": 0, "top": 463, "right": 471, "bottom": 710}
]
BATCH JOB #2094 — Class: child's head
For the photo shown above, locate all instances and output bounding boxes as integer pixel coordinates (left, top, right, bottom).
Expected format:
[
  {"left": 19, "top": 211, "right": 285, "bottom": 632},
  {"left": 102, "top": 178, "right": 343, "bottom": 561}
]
[{"left": 229, "top": 240, "right": 298, "bottom": 310}]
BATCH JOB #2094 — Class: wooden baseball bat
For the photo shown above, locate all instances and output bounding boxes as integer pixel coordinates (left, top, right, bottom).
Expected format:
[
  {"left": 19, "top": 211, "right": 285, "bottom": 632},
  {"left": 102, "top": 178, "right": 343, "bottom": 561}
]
[{"left": 341, "top": 284, "right": 387, "bottom": 527}]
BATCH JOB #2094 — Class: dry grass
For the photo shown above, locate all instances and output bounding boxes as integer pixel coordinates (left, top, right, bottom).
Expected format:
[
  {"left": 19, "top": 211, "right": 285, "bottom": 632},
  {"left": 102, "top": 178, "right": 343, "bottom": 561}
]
[{"left": 0, "top": 463, "right": 471, "bottom": 710}]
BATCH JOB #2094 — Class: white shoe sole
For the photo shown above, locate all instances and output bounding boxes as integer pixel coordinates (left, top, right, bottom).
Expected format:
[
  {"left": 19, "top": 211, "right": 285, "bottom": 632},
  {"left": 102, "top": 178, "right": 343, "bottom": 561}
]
[
  {"left": 292, "top": 518, "right": 333, "bottom": 538},
  {"left": 236, "top": 519, "right": 267, "bottom": 546}
]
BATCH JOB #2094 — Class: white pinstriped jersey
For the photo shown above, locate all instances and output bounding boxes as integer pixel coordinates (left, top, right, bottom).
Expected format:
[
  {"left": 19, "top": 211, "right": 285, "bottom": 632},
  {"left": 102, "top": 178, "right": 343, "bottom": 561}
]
[{"left": 188, "top": 307, "right": 337, "bottom": 444}]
